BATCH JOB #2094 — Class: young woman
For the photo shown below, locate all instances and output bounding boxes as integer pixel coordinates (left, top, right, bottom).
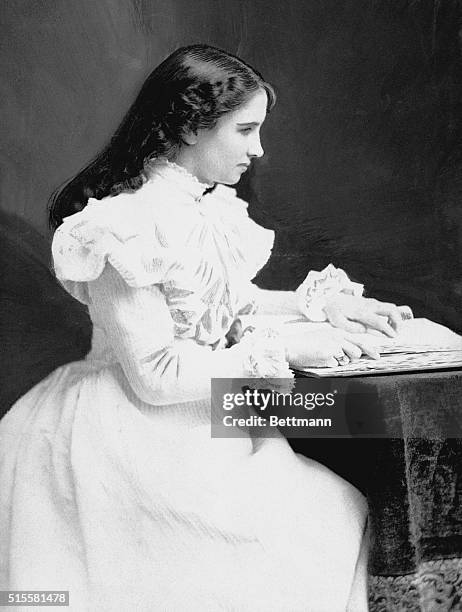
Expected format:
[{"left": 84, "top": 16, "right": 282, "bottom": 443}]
[{"left": 0, "top": 44, "right": 401, "bottom": 611}]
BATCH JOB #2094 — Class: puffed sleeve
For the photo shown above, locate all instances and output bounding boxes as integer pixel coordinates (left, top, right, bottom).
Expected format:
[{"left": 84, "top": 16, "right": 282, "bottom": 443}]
[
  {"left": 51, "top": 195, "right": 179, "bottom": 304},
  {"left": 87, "top": 264, "right": 293, "bottom": 405}
]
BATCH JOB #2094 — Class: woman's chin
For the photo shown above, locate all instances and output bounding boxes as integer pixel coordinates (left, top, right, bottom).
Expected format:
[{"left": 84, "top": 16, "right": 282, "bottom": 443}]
[{"left": 219, "top": 172, "right": 244, "bottom": 186}]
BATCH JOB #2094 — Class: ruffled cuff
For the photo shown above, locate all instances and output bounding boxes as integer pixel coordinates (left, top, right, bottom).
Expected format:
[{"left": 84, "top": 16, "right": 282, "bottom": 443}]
[
  {"left": 237, "top": 327, "right": 294, "bottom": 392},
  {"left": 295, "top": 264, "right": 364, "bottom": 322}
]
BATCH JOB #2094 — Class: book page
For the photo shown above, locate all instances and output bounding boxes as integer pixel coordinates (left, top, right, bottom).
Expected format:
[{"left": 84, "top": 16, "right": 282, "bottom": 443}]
[{"left": 239, "top": 315, "right": 462, "bottom": 376}]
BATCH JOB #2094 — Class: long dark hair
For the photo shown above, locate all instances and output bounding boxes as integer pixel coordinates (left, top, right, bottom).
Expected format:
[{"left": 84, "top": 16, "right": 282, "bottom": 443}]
[{"left": 48, "top": 44, "right": 276, "bottom": 230}]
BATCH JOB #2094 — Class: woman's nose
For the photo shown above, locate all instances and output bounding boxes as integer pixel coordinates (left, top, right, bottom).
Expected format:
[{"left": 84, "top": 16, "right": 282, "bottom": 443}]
[{"left": 249, "top": 134, "right": 264, "bottom": 158}]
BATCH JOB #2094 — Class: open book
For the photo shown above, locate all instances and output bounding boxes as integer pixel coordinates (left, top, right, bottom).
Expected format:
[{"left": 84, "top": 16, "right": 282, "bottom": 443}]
[{"left": 238, "top": 315, "right": 462, "bottom": 377}]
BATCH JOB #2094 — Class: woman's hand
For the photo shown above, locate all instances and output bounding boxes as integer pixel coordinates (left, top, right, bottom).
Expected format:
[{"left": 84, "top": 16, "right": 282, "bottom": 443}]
[
  {"left": 323, "top": 295, "right": 402, "bottom": 337},
  {"left": 284, "top": 328, "right": 380, "bottom": 369}
]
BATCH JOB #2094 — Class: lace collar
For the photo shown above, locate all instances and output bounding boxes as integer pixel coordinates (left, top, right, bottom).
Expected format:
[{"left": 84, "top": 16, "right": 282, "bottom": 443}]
[{"left": 145, "top": 159, "right": 214, "bottom": 202}]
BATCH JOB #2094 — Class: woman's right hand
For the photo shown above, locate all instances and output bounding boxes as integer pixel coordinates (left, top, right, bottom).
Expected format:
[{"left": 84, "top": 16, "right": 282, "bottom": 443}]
[{"left": 283, "top": 328, "right": 381, "bottom": 369}]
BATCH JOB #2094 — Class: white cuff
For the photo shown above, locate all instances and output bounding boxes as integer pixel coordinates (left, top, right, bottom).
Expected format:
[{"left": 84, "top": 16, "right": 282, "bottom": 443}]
[
  {"left": 295, "top": 264, "right": 364, "bottom": 321},
  {"left": 238, "top": 327, "right": 294, "bottom": 392}
]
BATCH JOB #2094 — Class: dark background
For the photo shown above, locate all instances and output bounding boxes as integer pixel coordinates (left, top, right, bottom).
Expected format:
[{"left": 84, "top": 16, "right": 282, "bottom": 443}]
[{"left": 1, "top": 0, "right": 462, "bottom": 406}]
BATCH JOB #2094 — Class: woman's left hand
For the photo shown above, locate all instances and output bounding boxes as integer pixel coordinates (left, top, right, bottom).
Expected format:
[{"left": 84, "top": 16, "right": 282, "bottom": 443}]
[{"left": 323, "top": 294, "right": 402, "bottom": 337}]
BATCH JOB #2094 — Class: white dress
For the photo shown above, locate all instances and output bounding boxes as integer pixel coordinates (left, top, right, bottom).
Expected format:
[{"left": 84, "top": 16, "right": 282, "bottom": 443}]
[{"left": 0, "top": 162, "right": 368, "bottom": 611}]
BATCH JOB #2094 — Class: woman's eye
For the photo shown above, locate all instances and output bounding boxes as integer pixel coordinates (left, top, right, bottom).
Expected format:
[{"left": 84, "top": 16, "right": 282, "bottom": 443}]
[{"left": 239, "top": 127, "right": 253, "bottom": 134}]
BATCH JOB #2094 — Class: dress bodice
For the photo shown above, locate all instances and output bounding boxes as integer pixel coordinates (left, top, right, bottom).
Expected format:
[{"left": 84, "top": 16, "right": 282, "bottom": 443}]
[{"left": 51, "top": 161, "right": 275, "bottom": 350}]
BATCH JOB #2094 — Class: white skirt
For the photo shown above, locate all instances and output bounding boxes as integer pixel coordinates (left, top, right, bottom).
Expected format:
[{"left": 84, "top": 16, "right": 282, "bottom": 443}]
[{"left": 0, "top": 358, "right": 368, "bottom": 611}]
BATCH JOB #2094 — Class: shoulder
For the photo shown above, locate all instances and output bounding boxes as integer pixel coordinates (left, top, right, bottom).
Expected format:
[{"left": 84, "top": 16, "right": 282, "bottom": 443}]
[
  {"left": 51, "top": 185, "right": 176, "bottom": 288},
  {"left": 73, "top": 184, "right": 171, "bottom": 236}
]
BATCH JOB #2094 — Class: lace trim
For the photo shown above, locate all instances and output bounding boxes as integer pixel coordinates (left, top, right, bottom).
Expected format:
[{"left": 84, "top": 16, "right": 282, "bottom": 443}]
[
  {"left": 369, "top": 558, "right": 462, "bottom": 611},
  {"left": 239, "top": 327, "right": 294, "bottom": 393},
  {"left": 145, "top": 158, "right": 213, "bottom": 200},
  {"left": 295, "top": 263, "right": 364, "bottom": 321}
]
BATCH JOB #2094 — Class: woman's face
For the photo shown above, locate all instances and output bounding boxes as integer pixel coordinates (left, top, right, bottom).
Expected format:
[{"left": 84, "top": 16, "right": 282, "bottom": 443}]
[{"left": 179, "top": 88, "right": 268, "bottom": 185}]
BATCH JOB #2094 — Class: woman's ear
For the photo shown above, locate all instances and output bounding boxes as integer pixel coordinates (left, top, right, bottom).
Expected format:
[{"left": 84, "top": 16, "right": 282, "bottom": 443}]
[{"left": 182, "top": 131, "right": 198, "bottom": 146}]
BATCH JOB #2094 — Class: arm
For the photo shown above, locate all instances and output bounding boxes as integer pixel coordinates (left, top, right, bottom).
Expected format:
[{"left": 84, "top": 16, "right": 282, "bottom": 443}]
[
  {"left": 252, "top": 263, "right": 404, "bottom": 336},
  {"left": 87, "top": 265, "right": 291, "bottom": 406},
  {"left": 251, "top": 286, "right": 300, "bottom": 316},
  {"left": 250, "top": 263, "right": 364, "bottom": 318}
]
